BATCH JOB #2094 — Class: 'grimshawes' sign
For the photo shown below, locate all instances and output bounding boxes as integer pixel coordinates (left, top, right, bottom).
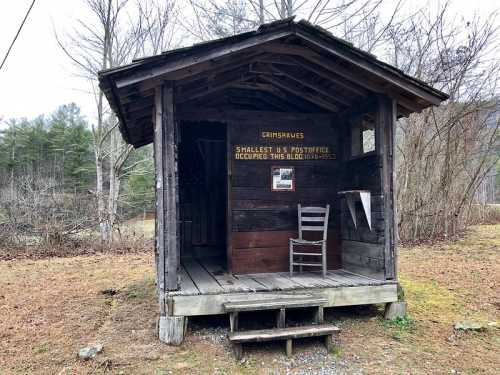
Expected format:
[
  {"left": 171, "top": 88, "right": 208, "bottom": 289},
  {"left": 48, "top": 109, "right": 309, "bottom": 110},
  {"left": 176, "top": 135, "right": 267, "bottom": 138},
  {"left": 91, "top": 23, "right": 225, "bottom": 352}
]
[
  {"left": 234, "top": 145, "right": 336, "bottom": 160},
  {"left": 260, "top": 131, "right": 305, "bottom": 140}
]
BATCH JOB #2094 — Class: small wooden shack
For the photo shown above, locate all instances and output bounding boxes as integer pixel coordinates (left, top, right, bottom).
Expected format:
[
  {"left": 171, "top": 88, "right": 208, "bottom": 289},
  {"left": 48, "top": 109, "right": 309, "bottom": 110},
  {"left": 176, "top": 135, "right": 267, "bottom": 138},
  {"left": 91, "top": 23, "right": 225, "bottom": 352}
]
[{"left": 99, "top": 18, "right": 448, "bottom": 345}]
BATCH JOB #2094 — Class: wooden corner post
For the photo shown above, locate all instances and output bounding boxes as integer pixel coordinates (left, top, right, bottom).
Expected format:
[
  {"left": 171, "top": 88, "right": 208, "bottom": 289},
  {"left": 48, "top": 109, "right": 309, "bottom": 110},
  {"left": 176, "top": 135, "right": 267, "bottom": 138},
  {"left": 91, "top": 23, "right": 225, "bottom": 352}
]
[
  {"left": 375, "top": 95, "right": 397, "bottom": 280},
  {"left": 154, "top": 82, "right": 184, "bottom": 344}
]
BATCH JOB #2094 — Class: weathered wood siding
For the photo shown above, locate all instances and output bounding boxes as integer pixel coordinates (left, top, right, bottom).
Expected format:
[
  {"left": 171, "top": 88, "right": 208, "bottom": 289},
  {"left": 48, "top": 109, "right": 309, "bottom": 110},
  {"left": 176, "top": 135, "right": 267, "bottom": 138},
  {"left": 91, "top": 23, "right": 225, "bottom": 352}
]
[
  {"left": 339, "top": 154, "right": 385, "bottom": 279},
  {"left": 338, "top": 96, "right": 396, "bottom": 280},
  {"left": 228, "top": 118, "right": 341, "bottom": 274},
  {"left": 178, "top": 122, "right": 226, "bottom": 258},
  {"left": 154, "top": 83, "right": 179, "bottom": 296}
]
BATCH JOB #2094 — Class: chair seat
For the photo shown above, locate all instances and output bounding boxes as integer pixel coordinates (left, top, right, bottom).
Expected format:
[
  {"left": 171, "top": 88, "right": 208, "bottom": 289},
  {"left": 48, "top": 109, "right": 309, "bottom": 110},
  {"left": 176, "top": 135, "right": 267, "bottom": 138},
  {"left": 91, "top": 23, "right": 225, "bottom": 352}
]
[{"left": 290, "top": 238, "right": 325, "bottom": 245}]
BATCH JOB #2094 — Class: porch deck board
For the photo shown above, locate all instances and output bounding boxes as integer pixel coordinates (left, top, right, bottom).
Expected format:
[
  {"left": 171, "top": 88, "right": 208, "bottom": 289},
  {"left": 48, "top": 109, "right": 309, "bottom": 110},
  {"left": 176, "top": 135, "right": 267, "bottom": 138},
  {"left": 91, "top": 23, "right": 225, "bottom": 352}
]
[
  {"left": 233, "top": 275, "right": 269, "bottom": 292},
  {"left": 178, "top": 267, "right": 199, "bottom": 295},
  {"left": 336, "top": 269, "right": 387, "bottom": 285},
  {"left": 182, "top": 258, "right": 224, "bottom": 294},
  {"left": 283, "top": 272, "right": 340, "bottom": 288},
  {"left": 201, "top": 257, "right": 253, "bottom": 292},
  {"left": 178, "top": 258, "right": 394, "bottom": 296}
]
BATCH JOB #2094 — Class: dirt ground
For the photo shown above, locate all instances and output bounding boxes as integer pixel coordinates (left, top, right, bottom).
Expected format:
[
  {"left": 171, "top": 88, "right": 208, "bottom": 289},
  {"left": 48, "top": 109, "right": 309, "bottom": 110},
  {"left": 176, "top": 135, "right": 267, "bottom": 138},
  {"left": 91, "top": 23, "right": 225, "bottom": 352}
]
[{"left": 0, "top": 225, "right": 498, "bottom": 374}]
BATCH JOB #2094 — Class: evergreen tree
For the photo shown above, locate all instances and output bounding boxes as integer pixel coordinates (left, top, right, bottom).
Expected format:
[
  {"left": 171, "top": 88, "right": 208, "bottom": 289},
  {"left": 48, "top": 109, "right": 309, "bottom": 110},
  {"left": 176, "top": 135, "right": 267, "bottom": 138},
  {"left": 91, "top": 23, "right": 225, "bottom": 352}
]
[
  {"left": 48, "top": 103, "right": 93, "bottom": 189},
  {"left": 121, "top": 144, "right": 154, "bottom": 215},
  {"left": 0, "top": 104, "right": 94, "bottom": 192}
]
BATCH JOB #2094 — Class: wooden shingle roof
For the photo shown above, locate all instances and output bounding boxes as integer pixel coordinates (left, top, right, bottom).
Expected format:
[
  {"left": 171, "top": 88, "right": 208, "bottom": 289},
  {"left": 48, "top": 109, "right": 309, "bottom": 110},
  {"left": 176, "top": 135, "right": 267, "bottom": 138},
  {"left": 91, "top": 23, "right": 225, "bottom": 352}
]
[{"left": 99, "top": 18, "right": 448, "bottom": 147}]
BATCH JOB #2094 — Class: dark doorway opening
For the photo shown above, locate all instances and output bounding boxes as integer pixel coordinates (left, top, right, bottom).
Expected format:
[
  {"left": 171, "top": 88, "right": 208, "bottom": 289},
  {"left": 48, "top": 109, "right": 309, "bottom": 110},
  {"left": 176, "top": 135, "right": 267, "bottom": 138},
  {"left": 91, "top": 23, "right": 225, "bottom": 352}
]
[{"left": 178, "top": 121, "right": 227, "bottom": 269}]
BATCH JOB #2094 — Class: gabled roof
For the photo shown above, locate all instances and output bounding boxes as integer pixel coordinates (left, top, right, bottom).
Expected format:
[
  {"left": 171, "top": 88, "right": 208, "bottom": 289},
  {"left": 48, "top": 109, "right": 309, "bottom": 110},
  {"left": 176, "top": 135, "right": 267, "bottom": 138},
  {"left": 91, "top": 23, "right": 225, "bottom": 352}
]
[{"left": 99, "top": 18, "right": 449, "bottom": 147}]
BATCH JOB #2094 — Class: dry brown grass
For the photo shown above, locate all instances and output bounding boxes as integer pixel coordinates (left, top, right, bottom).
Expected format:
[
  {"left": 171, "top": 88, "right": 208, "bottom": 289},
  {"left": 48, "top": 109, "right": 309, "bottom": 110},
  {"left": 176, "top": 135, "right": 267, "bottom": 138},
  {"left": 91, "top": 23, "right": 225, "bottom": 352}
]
[
  {"left": 338, "top": 224, "right": 500, "bottom": 375},
  {"left": 0, "top": 225, "right": 498, "bottom": 374}
]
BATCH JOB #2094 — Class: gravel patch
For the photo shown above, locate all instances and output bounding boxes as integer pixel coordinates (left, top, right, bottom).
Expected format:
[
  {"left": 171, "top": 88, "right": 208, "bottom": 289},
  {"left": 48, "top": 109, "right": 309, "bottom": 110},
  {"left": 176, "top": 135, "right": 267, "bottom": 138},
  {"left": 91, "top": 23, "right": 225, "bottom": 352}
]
[
  {"left": 191, "top": 325, "right": 230, "bottom": 346},
  {"left": 188, "top": 316, "right": 357, "bottom": 374}
]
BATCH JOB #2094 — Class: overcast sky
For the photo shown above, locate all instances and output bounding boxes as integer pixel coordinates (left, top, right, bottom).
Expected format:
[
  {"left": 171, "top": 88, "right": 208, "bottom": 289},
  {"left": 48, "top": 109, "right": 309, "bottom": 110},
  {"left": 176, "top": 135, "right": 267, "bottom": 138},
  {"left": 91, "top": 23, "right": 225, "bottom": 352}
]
[{"left": 0, "top": 0, "right": 498, "bottom": 128}]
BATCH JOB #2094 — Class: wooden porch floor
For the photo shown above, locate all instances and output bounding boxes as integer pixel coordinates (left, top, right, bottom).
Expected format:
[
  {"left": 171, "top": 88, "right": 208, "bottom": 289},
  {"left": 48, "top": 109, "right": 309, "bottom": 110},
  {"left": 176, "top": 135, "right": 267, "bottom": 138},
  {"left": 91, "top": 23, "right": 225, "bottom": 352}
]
[{"left": 176, "top": 257, "right": 394, "bottom": 297}]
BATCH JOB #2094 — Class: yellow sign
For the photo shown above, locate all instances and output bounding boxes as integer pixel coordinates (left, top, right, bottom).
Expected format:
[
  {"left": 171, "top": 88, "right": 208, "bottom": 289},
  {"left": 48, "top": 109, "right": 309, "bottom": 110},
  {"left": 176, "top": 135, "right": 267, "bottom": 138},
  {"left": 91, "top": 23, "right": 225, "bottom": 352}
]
[
  {"left": 234, "top": 145, "right": 335, "bottom": 160},
  {"left": 261, "top": 131, "right": 305, "bottom": 140}
]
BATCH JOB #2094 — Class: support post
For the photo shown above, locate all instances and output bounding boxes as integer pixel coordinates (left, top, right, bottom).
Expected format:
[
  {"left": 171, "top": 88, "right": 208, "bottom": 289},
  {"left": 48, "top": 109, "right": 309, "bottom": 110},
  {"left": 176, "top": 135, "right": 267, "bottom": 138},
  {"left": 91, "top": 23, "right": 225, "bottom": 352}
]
[
  {"left": 154, "top": 82, "right": 182, "bottom": 344},
  {"left": 324, "top": 334, "right": 333, "bottom": 352},
  {"left": 277, "top": 308, "right": 286, "bottom": 328},
  {"left": 158, "top": 315, "right": 187, "bottom": 345},
  {"left": 375, "top": 95, "right": 397, "bottom": 280},
  {"left": 285, "top": 339, "right": 293, "bottom": 357},
  {"left": 384, "top": 301, "right": 407, "bottom": 320},
  {"left": 229, "top": 312, "right": 239, "bottom": 332},
  {"left": 233, "top": 343, "right": 243, "bottom": 360},
  {"left": 314, "top": 306, "right": 324, "bottom": 324}
]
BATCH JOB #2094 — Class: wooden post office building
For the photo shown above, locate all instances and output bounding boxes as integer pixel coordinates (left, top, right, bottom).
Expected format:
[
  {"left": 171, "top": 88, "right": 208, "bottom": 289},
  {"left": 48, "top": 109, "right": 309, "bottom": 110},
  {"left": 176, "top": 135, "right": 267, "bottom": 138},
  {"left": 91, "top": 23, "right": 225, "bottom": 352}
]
[{"left": 99, "top": 18, "right": 448, "bottom": 344}]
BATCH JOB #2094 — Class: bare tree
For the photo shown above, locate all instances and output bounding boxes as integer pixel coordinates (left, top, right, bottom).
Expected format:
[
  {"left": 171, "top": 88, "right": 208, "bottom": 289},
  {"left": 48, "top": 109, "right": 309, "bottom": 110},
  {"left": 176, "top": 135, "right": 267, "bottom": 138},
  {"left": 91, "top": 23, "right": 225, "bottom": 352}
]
[
  {"left": 56, "top": 0, "right": 179, "bottom": 243},
  {"left": 388, "top": 3, "right": 500, "bottom": 240},
  {"left": 183, "top": 0, "right": 402, "bottom": 50}
]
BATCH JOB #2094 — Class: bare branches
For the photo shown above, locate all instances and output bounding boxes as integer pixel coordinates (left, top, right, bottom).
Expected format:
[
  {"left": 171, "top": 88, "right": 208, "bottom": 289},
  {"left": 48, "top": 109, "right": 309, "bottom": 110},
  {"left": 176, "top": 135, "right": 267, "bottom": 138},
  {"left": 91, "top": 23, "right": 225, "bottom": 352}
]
[
  {"left": 56, "top": 0, "right": 180, "bottom": 243},
  {"left": 136, "top": 0, "right": 180, "bottom": 55},
  {"left": 182, "top": 0, "right": 259, "bottom": 40},
  {"left": 383, "top": 1, "right": 500, "bottom": 240},
  {"left": 0, "top": 176, "right": 98, "bottom": 248}
]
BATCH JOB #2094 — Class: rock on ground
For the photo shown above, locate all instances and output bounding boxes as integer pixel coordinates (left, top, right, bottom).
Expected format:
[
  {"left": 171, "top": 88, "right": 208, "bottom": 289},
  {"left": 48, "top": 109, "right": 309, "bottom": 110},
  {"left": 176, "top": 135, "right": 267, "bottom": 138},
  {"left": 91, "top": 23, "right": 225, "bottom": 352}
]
[{"left": 78, "top": 344, "right": 104, "bottom": 360}]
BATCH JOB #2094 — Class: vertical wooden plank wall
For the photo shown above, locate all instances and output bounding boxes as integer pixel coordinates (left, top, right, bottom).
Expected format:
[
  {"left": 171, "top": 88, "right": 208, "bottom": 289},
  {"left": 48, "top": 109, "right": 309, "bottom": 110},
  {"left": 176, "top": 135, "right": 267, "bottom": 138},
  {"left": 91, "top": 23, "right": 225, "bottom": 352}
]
[
  {"left": 226, "top": 124, "right": 233, "bottom": 272},
  {"left": 376, "top": 95, "right": 397, "bottom": 280},
  {"left": 339, "top": 97, "right": 397, "bottom": 281},
  {"left": 339, "top": 109, "right": 385, "bottom": 279},
  {"left": 164, "top": 83, "right": 180, "bottom": 290},
  {"left": 154, "top": 87, "right": 166, "bottom": 314},
  {"left": 177, "top": 123, "right": 227, "bottom": 258},
  {"left": 228, "top": 117, "right": 341, "bottom": 274},
  {"left": 154, "top": 82, "right": 180, "bottom": 313}
]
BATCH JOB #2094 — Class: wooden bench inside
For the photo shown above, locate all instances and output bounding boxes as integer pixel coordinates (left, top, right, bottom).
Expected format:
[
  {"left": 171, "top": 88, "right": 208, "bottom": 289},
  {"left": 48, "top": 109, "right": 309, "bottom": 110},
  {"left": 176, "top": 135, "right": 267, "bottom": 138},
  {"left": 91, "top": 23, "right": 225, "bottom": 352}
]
[{"left": 229, "top": 324, "right": 340, "bottom": 359}]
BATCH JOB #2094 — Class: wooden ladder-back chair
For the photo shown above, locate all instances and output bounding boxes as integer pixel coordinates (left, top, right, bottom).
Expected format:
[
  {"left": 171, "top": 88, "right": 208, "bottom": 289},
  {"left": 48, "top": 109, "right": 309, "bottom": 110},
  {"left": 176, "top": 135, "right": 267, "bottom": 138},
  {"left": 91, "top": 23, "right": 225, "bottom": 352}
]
[{"left": 289, "top": 204, "right": 330, "bottom": 277}]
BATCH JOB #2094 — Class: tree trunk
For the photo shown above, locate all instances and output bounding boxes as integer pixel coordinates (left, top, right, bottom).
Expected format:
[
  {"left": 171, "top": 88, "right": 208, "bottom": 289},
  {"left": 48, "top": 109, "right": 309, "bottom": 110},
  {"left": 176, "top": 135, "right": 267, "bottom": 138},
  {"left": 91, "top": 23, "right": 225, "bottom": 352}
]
[
  {"left": 107, "top": 126, "right": 124, "bottom": 240},
  {"left": 259, "top": 0, "right": 264, "bottom": 24},
  {"left": 95, "top": 148, "right": 110, "bottom": 243}
]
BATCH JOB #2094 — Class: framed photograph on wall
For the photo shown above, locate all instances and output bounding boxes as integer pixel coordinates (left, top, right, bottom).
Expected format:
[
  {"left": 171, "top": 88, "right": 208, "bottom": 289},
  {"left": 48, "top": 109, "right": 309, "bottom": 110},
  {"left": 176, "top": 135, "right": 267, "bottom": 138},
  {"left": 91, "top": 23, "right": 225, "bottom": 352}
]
[{"left": 271, "top": 166, "right": 295, "bottom": 192}]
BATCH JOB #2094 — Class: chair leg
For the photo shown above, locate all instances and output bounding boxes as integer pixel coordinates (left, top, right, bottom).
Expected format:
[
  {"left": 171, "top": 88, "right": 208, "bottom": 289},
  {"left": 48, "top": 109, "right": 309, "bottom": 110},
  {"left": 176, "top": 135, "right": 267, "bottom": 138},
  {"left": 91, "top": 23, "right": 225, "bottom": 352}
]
[
  {"left": 289, "top": 241, "right": 293, "bottom": 277},
  {"left": 322, "top": 243, "right": 327, "bottom": 277}
]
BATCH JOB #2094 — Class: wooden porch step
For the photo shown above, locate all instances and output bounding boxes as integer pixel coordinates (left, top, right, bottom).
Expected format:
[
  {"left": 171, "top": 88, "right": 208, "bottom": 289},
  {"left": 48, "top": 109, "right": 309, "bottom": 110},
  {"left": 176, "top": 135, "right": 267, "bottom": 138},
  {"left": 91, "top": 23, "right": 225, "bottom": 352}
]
[
  {"left": 229, "top": 324, "right": 340, "bottom": 342},
  {"left": 229, "top": 324, "right": 340, "bottom": 358},
  {"left": 224, "top": 296, "right": 327, "bottom": 312}
]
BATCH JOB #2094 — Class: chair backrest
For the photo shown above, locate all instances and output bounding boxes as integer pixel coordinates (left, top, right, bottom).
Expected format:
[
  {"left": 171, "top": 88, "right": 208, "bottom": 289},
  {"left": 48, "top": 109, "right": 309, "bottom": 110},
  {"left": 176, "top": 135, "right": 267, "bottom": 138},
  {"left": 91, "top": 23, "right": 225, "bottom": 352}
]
[{"left": 298, "top": 204, "right": 330, "bottom": 241}]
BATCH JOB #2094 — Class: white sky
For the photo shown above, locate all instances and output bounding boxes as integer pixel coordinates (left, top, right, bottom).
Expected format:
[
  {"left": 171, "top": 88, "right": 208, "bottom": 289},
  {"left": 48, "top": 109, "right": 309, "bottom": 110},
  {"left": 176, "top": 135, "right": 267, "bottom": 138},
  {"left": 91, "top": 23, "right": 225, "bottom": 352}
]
[
  {"left": 0, "top": 0, "right": 499, "bottom": 128},
  {"left": 0, "top": 0, "right": 96, "bottom": 124}
]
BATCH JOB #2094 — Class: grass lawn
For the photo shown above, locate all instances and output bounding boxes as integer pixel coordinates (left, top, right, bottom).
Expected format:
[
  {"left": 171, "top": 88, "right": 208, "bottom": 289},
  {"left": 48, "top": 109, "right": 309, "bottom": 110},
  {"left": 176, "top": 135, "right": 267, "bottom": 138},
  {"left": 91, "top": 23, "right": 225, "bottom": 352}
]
[{"left": 0, "top": 225, "right": 498, "bottom": 374}]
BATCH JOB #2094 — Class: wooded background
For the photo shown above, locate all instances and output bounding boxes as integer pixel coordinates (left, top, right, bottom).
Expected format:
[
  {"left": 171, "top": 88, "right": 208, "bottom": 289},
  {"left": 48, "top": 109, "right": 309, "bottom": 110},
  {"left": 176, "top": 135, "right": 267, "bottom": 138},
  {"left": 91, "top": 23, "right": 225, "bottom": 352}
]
[{"left": 0, "top": 0, "right": 498, "bottom": 249}]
